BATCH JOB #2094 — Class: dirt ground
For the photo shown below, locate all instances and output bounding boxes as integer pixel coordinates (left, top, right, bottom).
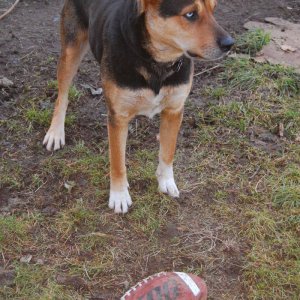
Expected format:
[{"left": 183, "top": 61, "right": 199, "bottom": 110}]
[{"left": 1, "top": 0, "right": 300, "bottom": 299}]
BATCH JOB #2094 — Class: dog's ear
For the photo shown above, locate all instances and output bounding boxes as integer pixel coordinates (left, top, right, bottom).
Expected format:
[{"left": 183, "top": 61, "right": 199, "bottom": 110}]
[{"left": 136, "top": 0, "right": 146, "bottom": 14}]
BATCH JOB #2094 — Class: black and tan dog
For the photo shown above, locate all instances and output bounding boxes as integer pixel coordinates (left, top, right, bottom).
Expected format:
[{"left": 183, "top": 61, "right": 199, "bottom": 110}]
[{"left": 43, "top": 0, "right": 234, "bottom": 213}]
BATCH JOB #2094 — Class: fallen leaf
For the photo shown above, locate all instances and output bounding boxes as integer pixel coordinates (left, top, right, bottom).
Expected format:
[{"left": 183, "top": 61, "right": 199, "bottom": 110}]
[
  {"left": 64, "top": 181, "right": 76, "bottom": 193},
  {"left": 20, "top": 255, "right": 32, "bottom": 264}
]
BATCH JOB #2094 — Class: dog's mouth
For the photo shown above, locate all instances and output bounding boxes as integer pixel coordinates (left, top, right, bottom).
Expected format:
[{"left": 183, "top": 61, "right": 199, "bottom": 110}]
[
  {"left": 186, "top": 51, "right": 201, "bottom": 59},
  {"left": 186, "top": 50, "right": 231, "bottom": 61}
]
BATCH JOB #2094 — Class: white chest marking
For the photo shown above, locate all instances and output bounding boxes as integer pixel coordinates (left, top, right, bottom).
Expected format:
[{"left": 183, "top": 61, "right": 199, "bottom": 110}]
[{"left": 138, "top": 91, "right": 166, "bottom": 118}]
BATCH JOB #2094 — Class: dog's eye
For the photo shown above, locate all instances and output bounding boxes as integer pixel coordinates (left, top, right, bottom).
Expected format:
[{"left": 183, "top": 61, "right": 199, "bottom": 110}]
[{"left": 184, "top": 11, "right": 198, "bottom": 21}]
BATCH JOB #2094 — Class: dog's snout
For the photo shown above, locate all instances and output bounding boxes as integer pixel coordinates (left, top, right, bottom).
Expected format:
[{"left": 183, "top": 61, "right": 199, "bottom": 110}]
[{"left": 218, "top": 36, "right": 235, "bottom": 52}]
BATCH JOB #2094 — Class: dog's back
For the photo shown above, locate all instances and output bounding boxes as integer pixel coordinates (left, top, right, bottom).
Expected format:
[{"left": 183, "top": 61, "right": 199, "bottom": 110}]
[{"left": 63, "top": 0, "right": 138, "bottom": 63}]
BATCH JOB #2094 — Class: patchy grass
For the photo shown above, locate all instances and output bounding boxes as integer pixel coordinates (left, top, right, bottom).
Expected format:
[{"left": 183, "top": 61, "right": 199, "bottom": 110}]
[
  {"left": 220, "top": 58, "right": 300, "bottom": 96},
  {"left": 25, "top": 106, "right": 76, "bottom": 127},
  {"left": 0, "top": 215, "right": 33, "bottom": 258},
  {"left": 193, "top": 44, "right": 299, "bottom": 298},
  {"left": 54, "top": 199, "right": 99, "bottom": 236},
  {"left": 25, "top": 107, "right": 52, "bottom": 127},
  {"left": 235, "top": 29, "right": 271, "bottom": 55},
  {"left": 207, "top": 58, "right": 300, "bottom": 138},
  {"left": 47, "top": 80, "right": 82, "bottom": 101},
  {"left": 0, "top": 159, "right": 23, "bottom": 190},
  {"left": 0, "top": 264, "right": 85, "bottom": 300}
]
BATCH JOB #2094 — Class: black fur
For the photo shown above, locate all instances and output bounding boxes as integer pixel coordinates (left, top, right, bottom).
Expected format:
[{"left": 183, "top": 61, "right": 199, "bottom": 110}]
[
  {"left": 68, "top": 0, "right": 192, "bottom": 95},
  {"left": 159, "top": 0, "right": 194, "bottom": 17}
]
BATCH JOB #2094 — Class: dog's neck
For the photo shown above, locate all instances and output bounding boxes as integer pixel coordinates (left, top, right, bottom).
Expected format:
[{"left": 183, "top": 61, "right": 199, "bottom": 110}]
[
  {"left": 120, "top": 5, "right": 183, "bottom": 70},
  {"left": 118, "top": 4, "right": 187, "bottom": 95}
]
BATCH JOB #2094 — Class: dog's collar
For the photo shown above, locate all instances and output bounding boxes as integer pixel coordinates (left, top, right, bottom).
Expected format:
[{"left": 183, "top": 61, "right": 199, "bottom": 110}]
[
  {"left": 150, "top": 57, "right": 184, "bottom": 75},
  {"left": 172, "top": 58, "right": 184, "bottom": 73}
]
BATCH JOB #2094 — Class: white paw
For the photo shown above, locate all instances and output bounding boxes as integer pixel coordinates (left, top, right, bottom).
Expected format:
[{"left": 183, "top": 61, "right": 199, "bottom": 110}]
[
  {"left": 156, "top": 162, "right": 180, "bottom": 198},
  {"left": 158, "top": 177, "right": 180, "bottom": 198},
  {"left": 43, "top": 125, "right": 65, "bottom": 151},
  {"left": 109, "top": 189, "right": 132, "bottom": 214}
]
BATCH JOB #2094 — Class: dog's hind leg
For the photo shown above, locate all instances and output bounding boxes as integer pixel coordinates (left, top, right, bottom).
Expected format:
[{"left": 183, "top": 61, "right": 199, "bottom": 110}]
[{"left": 43, "top": 4, "right": 88, "bottom": 151}]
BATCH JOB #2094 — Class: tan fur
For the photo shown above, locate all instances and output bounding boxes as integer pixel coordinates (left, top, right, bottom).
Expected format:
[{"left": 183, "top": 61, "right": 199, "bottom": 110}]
[
  {"left": 159, "top": 109, "right": 184, "bottom": 165},
  {"left": 145, "top": 0, "right": 225, "bottom": 62},
  {"left": 56, "top": 30, "right": 88, "bottom": 106},
  {"left": 43, "top": 29, "right": 89, "bottom": 151},
  {"left": 107, "top": 114, "right": 130, "bottom": 191}
]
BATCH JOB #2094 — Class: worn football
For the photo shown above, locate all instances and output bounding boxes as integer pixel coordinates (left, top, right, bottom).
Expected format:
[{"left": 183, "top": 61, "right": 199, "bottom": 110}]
[{"left": 121, "top": 272, "right": 208, "bottom": 300}]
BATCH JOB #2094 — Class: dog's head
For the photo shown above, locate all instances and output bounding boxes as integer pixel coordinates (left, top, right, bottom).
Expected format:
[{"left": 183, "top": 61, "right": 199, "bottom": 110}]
[{"left": 138, "top": 0, "right": 234, "bottom": 62}]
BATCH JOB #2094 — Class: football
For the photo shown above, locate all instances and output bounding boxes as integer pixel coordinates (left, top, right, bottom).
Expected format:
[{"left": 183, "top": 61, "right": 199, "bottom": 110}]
[{"left": 121, "top": 272, "right": 208, "bottom": 300}]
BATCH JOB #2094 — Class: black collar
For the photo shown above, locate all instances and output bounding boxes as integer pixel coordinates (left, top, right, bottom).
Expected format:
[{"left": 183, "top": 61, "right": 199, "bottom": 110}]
[
  {"left": 171, "top": 58, "right": 184, "bottom": 73},
  {"left": 150, "top": 56, "right": 184, "bottom": 76}
]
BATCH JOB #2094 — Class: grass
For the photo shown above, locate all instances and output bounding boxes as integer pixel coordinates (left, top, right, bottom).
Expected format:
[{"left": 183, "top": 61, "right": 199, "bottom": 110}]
[
  {"left": 209, "top": 58, "right": 300, "bottom": 138},
  {"left": 235, "top": 29, "right": 271, "bottom": 55},
  {"left": 220, "top": 58, "right": 300, "bottom": 96},
  {"left": 193, "top": 40, "right": 299, "bottom": 297},
  {"left": 25, "top": 106, "right": 76, "bottom": 127},
  {"left": 47, "top": 80, "right": 82, "bottom": 101},
  {"left": 1, "top": 264, "right": 85, "bottom": 300},
  {"left": 0, "top": 159, "right": 23, "bottom": 190},
  {"left": 0, "top": 216, "right": 30, "bottom": 253},
  {"left": 54, "top": 199, "right": 99, "bottom": 236}
]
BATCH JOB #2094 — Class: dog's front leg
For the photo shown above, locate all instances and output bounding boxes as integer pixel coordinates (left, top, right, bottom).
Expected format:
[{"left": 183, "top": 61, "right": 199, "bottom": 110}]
[
  {"left": 156, "top": 108, "right": 183, "bottom": 198},
  {"left": 107, "top": 114, "right": 132, "bottom": 213}
]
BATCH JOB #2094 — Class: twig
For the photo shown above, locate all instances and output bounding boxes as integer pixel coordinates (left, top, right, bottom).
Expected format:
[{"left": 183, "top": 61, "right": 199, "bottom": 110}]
[
  {"left": 193, "top": 64, "right": 222, "bottom": 77},
  {"left": 0, "top": 0, "right": 20, "bottom": 21}
]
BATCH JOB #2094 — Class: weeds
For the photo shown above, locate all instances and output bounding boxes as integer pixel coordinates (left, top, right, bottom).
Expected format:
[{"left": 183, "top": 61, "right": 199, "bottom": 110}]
[
  {"left": 235, "top": 29, "right": 271, "bottom": 55},
  {"left": 47, "top": 80, "right": 82, "bottom": 101}
]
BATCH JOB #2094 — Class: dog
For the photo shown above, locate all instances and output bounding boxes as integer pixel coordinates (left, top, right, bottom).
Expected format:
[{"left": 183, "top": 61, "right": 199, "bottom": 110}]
[{"left": 43, "top": 0, "right": 234, "bottom": 213}]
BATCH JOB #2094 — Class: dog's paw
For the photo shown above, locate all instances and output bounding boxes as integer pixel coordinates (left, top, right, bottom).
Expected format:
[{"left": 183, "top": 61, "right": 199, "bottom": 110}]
[
  {"left": 158, "top": 177, "right": 180, "bottom": 198},
  {"left": 156, "top": 162, "right": 180, "bottom": 198},
  {"left": 109, "top": 189, "right": 132, "bottom": 214},
  {"left": 43, "top": 125, "right": 65, "bottom": 151}
]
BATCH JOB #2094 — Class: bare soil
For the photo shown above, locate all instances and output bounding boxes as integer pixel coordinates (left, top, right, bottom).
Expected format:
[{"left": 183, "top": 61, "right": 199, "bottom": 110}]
[{"left": 0, "top": 0, "right": 299, "bottom": 299}]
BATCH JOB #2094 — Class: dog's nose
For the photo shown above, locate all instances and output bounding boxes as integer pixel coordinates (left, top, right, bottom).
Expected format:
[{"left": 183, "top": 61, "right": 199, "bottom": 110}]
[{"left": 218, "top": 36, "right": 235, "bottom": 52}]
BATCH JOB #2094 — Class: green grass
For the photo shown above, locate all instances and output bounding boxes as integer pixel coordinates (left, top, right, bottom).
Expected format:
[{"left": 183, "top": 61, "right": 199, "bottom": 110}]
[
  {"left": 0, "top": 159, "right": 23, "bottom": 190},
  {"left": 47, "top": 80, "right": 82, "bottom": 101},
  {"left": 220, "top": 58, "right": 300, "bottom": 96},
  {"left": 0, "top": 264, "right": 84, "bottom": 300},
  {"left": 25, "top": 106, "right": 76, "bottom": 127},
  {"left": 203, "top": 86, "right": 228, "bottom": 100},
  {"left": 235, "top": 29, "right": 271, "bottom": 55},
  {"left": 210, "top": 58, "right": 300, "bottom": 138},
  {"left": 0, "top": 216, "right": 28, "bottom": 246},
  {"left": 25, "top": 107, "right": 52, "bottom": 126},
  {"left": 54, "top": 200, "right": 99, "bottom": 236},
  {"left": 272, "top": 165, "right": 300, "bottom": 209}
]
